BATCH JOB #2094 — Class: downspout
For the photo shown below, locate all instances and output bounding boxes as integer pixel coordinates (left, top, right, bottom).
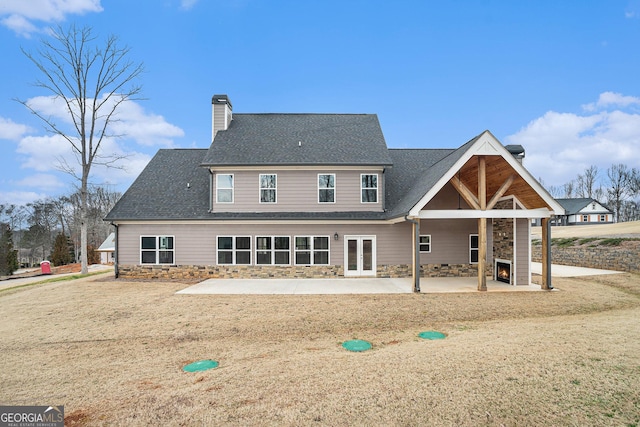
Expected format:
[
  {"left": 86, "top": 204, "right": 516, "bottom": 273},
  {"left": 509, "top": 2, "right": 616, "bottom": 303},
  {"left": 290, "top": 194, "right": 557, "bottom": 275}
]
[
  {"left": 405, "top": 216, "right": 420, "bottom": 292},
  {"left": 110, "top": 222, "right": 119, "bottom": 279},
  {"left": 209, "top": 169, "right": 213, "bottom": 212}
]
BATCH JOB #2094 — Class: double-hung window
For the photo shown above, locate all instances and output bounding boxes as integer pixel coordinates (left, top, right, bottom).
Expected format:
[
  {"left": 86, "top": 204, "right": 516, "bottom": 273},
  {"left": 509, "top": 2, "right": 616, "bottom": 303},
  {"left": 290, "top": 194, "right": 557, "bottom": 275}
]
[
  {"left": 216, "top": 174, "right": 234, "bottom": 203},
  {"left": 141, "top": 236, "right": 174, "bottom": 264},
  {"left": 361, "top": 174, "right": 378, "bottom": 203},
  {"left": 217, "top": 236, "right": 251, "bottom": 265},
  {"left": 318, "top": 174, "right": 335, "bottom": 203},
  {"left": 256, "top": 236, "right": 290, "bottom": 265},
  {"left": 294, "top": 236, "right": 329, "bottom": 265},
  {"left": 260, "top": 174, "right": 277, "bottom": 203},
  {"left": 469, "top": 234, "right": 479, "bottom": 264},
  {"left": 419, "top": 235, "right": 431, "bottom": 253}
]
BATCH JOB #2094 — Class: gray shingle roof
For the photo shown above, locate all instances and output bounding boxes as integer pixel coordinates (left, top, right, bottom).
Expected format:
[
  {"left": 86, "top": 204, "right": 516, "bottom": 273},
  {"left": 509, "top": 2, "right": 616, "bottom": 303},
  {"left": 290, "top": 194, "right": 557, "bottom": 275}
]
[
  {"left": 201, "top": 114, "right": 392, "bottom": 166},
  {"left": 385, "top": 134, "right": 482, "bottom": 218},
  {"left": 105, "top": 149, "right": 211, "bottom": 221},
  {"left": 555, "top": 198, "right": 612, "bottom": 215}
]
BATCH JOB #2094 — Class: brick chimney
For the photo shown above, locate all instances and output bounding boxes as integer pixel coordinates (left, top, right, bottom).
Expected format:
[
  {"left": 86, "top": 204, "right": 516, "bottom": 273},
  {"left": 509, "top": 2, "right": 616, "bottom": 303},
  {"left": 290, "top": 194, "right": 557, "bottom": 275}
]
[{"left": 212, "top": 94, "right": 232, "bottom": 141}]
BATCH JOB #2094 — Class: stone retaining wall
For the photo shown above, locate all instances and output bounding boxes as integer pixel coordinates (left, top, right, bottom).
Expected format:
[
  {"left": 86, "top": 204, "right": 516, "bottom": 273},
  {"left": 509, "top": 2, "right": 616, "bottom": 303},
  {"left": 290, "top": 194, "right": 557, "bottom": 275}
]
[{"left": 531, "top": 241, "right": 640, "bottom": 273}]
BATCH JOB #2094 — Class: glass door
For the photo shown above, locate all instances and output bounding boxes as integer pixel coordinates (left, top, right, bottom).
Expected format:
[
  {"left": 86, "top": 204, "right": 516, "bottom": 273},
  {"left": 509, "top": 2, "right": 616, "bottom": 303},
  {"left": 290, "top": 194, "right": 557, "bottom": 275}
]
[{"left": 344, "top": 236, "right": 376, "bottom": 276}]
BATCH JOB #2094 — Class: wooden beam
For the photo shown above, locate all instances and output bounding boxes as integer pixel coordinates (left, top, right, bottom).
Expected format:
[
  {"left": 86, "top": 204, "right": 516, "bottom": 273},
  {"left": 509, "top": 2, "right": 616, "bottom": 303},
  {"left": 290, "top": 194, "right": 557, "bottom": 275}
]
[
  {"left": 486, "top": 174, "right": 516, "bottom": 210},
  {"left": 478, "top": 156, "right": 487, "bottom": 291},
  {"left": 478, "top": 156, "right": 486, "bottom": 210},
  {"left": 478, "top": 217, "right": 487, "bottom": 291},
  {"left": 449, "top": 176, "right": 481, "bottom": 210}
]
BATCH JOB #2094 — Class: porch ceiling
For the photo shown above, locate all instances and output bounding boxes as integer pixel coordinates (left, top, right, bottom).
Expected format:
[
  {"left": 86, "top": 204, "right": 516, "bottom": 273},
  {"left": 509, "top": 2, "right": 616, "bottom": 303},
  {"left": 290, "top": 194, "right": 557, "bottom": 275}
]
[{"left": 456, "top": 155, "right": 549, "bottom": 209}]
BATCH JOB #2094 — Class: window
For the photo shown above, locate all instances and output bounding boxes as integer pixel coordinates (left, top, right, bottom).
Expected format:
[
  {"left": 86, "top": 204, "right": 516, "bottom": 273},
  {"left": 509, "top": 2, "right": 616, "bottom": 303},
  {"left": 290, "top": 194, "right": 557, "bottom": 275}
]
[
  {"left": 260, "top": 174, "right": 277, "bottom": 203},
  {"left": 318, "top": 174, "right": 335, "bottom": 203},
  {"left": 419, "top": 235, "right": 431, "bottom": 253},
  {"left": 600, "top": 214, "right": 606, "bottom": 222},
  {"left": 256, "top": 236, "right": 290, "bottom": 265},
  {"left": 216, "top": 174, "right": 234, "bottom": 203},
  {"left": 141, "top": 236, "right": 174, "bottom": 264},
  {"left": 217, "top": 236, "right": 251, "bottom": 264},
  {"left": 469, "top": 234, "right": 479, "bottom": 264},
  {"left": 582, "top": 215, "right": 589, "bottom": 222},
  {"left": 361, "top": 174, "right": 378, "bottom": 203},
  {"left": 295, "top": 236, "right": 329, "bottom": 265}
]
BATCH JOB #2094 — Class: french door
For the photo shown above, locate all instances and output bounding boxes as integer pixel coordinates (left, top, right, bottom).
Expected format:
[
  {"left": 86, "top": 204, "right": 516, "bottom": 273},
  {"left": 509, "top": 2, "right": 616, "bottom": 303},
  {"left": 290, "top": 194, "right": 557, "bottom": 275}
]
[{"left": 344, "top": 236, "right": 376, "bottom": 277}]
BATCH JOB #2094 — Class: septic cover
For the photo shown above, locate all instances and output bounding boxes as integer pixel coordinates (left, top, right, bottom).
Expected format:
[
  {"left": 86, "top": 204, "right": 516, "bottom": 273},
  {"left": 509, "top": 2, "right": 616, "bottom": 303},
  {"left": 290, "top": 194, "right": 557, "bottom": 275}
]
[
  {"left": 342, "top": 339, "right": 372, "bottom": 352},
  {"left": 183, "top": 359, "right": 219, "bottom": 372},
  {"left": 418, "top": 331, "right": 446, "bottom": 340}
]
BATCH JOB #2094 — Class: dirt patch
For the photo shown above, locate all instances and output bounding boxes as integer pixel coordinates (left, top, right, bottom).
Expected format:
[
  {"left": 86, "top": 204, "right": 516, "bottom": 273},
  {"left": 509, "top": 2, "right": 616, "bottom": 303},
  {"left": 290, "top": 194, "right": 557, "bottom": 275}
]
[{"left": 1, "top": 274, "right": 639, "bottom": 426}]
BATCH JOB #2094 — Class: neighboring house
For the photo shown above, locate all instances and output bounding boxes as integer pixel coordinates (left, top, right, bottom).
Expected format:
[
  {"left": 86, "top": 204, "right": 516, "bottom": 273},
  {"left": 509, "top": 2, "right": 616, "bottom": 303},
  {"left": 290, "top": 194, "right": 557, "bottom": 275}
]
[
  {"left": 554, "top": 198, "right": 614, "bottom": 225},
  {"left": 96, "top": 232, "right": 115, "bottom": 264},
  {"left": 105, "top": 95, "right": 563, "bottom": 291}
]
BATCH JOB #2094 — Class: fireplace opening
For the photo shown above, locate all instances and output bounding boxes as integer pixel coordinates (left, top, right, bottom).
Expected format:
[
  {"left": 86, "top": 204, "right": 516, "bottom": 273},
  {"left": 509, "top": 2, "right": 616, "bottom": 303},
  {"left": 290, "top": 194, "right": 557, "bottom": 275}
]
[{"left": 495, "top": 259, "right": 511, "bottom": 284}]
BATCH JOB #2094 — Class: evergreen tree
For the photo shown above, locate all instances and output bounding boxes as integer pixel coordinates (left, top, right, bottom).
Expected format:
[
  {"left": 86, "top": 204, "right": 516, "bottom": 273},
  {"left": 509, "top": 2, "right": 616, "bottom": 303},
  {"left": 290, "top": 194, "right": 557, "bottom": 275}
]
[
  {"left": 0, "top": 223, "right": 19, "bottom": 276},
  {"left": 51, "top": 233, "right": 73, "bottom": 266}
]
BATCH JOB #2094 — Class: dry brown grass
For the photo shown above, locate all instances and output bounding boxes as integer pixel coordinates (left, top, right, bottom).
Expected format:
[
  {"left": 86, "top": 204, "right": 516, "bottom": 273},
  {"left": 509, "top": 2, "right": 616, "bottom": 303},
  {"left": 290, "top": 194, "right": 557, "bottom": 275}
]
[
  {"left": 532, "top": 220, "right": 640, "bottom": 239},
  {"left": 1, "top": 273, "right": 639, "bottom": 426}
]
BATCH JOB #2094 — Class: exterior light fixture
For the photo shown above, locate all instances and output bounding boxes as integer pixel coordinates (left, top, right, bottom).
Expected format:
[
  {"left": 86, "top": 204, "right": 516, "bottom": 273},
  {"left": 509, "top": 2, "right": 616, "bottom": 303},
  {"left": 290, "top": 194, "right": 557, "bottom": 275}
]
[{"left": 334, "top": 233, "right": 339, "bottom": 241}]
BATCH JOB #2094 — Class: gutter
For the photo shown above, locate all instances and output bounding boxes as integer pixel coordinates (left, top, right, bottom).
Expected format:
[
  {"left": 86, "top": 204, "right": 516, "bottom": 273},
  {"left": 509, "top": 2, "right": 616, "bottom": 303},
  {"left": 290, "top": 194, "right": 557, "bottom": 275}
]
[
  {"left": 405, "top": 215, "right": 421, "bottom": 292},
  {"left": 110, "top": 222, "right": 119, "bottom": 279}
]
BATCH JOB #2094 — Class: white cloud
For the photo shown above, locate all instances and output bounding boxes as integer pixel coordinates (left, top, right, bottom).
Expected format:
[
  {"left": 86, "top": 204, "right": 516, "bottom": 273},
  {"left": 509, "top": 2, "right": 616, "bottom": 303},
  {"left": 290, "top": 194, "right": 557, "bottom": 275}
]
[
  {"left": 506, "top": 93, "right": 640, "bottom": 188},
  {"left": 0, "top": 0, "right": 103, "bottom": 36},
  {"left": 582, "top": 91, "right": 640, "bottom": 112},
  {"left": 0, "top": 190, "right": 48, "bottom": 206},
  {"left": 109, "top": 100, "right": 185, "bottom": 147},
  {"left": 11, "top": 96, "right": 181, "bottom": 195},
  {"left": 180, "top": 0, "right": 199, "bottom": 11},
  {"left": 0, "top": 117, "right": 32, "bottom": 141},
  {"left": 25, "top": 95, "right": 185, "bottom": 147},
  {"left": 16, "top": 173, "right": 66, "bottom": 191}
]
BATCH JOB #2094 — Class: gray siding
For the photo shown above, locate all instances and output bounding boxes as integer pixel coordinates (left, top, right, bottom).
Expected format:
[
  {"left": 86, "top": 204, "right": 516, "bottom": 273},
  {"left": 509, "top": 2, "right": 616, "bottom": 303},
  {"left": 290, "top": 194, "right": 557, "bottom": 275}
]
[
  {"left": 418, "top": 219, "right": 480, "bottom": 264},
  {"left": 117, "top": 222, "right": 412, "bottom": 267},
  {"left": 212, "top": 170, "right": 383, "bottom": 213}
]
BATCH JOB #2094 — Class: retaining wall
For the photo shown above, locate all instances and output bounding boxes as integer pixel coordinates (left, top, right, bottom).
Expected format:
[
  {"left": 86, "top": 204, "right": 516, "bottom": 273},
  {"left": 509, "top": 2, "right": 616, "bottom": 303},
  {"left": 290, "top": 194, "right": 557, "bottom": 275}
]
[{"left": 531, "top": 241, "right": 640, "bottom": 273}]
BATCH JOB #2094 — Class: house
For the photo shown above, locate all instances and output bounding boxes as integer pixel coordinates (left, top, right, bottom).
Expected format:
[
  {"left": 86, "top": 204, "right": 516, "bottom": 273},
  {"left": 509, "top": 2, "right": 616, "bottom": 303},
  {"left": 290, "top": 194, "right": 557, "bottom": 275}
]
[
  {"left": 105, "top": 94, "right": 564, "bottom": 291},
  {"left": 96, "top": 232, "right": 115, "bottom": 264},
  {"left": 554, "top": 198, "right": 613, "bottom": 225}
]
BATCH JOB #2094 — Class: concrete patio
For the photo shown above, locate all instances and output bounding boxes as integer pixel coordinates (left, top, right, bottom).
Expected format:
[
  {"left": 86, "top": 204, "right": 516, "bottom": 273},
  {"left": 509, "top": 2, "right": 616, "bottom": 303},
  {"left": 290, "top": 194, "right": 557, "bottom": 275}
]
[{"left": 176, "top": 262, "right": 624, "bottom": 295}]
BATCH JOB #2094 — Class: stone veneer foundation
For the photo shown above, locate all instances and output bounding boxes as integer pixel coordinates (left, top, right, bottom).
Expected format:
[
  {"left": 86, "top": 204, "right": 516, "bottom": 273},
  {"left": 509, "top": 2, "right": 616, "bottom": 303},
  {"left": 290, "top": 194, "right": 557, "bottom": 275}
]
[{"left": 118, "top": 263, "right": 483, "bottom": 280}]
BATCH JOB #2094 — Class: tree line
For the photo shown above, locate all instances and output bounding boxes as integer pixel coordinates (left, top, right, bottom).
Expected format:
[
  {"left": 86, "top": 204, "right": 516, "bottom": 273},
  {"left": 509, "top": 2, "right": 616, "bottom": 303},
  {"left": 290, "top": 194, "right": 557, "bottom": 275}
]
[
  {"left": 541, "top": 163, "right": 640, "bottom": 223},
  {"left": 0, "top": 186, "right": 120, "bottom": 275}
]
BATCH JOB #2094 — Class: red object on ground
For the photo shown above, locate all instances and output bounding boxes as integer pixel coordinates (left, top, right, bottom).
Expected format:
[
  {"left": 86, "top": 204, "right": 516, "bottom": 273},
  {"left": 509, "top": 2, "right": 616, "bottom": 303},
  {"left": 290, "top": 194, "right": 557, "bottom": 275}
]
[{"left": 40, "top": 261, "right": 51, "bottom": 275}]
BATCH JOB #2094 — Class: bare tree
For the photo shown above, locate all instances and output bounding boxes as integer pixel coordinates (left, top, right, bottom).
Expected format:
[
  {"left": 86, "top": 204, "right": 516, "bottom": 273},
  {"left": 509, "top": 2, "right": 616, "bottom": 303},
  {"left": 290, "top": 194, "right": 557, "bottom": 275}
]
[
  {"left": 575, "top": 165, "right": 599, "bottom": 199},
  {"left": 605, "top": 164, "right": 635, "bottom": 222},
  {"left": 18, "top": 25, "right": 143, "bottom": 273}
]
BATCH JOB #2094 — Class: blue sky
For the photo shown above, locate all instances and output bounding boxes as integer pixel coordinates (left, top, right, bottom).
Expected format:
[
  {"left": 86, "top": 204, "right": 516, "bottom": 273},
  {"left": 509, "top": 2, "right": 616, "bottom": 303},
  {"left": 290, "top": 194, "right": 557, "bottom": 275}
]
[{"left": 1, "top": 0, "right": 640, "bottom": 205}]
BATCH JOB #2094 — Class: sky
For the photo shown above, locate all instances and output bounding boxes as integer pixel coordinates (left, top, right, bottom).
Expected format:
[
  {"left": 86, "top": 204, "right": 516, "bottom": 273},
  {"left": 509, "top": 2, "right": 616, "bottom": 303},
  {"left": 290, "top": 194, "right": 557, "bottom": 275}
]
[{"left": 1, "top": 0, "right": 640, "bottom": 206}]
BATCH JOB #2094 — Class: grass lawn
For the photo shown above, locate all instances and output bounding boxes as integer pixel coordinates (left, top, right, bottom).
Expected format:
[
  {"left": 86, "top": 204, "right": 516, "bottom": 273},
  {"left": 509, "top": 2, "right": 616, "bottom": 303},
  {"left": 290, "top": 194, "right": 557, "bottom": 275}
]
[{"left": 1, "top": 273, "right": 639, "bottom": 426}]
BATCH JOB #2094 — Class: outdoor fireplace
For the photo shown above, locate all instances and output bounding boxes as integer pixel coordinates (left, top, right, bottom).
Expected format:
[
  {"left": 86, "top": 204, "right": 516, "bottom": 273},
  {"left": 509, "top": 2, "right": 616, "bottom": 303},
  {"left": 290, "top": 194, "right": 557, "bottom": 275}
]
[{"left": 495, "top": 259, "right": 512, "bottom": 284}]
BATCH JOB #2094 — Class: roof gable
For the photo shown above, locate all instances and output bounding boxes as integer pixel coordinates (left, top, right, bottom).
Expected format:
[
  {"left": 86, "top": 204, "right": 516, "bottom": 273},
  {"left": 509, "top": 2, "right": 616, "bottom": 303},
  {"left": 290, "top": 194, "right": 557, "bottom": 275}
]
[
  {"left": 201, "top": 114, "right": 392, "bottom": 167},
  {"left": 556, "top": 198, "right": 612, "bottom": 214},
  {"left": 406, "top": 131, "right": 564, "bottom": 217}
]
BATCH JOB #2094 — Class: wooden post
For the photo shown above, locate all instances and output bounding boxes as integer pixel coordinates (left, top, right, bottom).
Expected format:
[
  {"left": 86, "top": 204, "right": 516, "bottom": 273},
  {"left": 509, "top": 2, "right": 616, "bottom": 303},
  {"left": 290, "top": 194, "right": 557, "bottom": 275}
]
[
  {"left": 478, "top": 156, "right": 487, "bottom": 291},
  {"left": 541, "top": 217, "right": 552, "bottom": 290}
]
